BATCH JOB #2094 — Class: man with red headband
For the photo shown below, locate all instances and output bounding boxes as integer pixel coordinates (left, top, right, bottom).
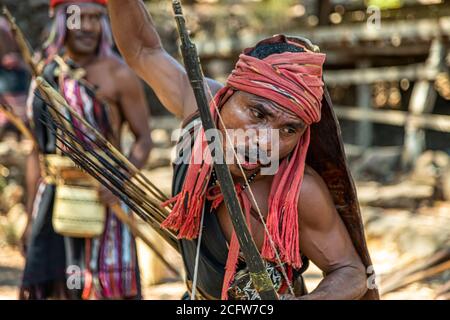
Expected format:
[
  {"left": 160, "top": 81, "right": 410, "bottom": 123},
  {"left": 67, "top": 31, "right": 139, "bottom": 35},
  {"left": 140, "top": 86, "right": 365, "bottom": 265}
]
[
  {"left": 21, "top": 0, "right": 152, "bottom": 299},
  {"left": 109, "top": 1, "right": 379, "bottom": 300}
]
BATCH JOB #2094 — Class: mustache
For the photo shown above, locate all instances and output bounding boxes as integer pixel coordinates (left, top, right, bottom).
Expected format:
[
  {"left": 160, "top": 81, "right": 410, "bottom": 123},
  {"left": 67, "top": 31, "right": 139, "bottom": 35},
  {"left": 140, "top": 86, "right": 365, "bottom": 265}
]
[
  {"left": 73, "top": 31, "right": 99, "bottom": 40},
  {"left": 234, "top": 145, "right": 271, "bottom": 163}
]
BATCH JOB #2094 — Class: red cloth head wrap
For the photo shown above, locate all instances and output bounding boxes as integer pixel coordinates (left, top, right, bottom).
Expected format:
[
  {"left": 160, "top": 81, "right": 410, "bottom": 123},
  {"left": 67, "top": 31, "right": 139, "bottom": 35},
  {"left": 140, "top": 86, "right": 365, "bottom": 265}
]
[
  {"left": 162, "top": 35, "right": 326, "bottom": 298},
  {"left": 50, "top": 0, "right": 107, "bottom": 8}
]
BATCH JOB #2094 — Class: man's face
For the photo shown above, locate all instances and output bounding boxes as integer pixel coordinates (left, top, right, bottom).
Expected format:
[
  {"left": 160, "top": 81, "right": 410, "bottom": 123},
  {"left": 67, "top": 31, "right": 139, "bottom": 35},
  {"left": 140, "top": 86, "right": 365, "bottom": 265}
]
[
  {"left": 218, "top": 91, "right": 307, "bottom": 178},
  {"left": 65, "top": 4, "right": 103, "bottom": 56}
]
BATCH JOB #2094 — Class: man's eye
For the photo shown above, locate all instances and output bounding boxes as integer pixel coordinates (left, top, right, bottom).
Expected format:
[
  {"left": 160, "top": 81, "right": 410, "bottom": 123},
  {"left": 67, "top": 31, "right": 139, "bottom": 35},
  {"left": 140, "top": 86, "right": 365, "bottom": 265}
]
[
  {"left": 251, "top": 108, "right": 265, "bottom": 119},
  {"left": 281, "top": 126, "right": 297, "bottom": 135}
]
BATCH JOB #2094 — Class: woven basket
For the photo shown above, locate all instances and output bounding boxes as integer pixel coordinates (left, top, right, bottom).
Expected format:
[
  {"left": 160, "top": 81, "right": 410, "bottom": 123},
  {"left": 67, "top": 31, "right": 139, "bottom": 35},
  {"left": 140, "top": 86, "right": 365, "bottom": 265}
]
[
  {"left": 53, "top": 184, "right": 106, "bottom": 238},
  {"left": 43, "top": 154, "right": 107, "bottom": 238}
]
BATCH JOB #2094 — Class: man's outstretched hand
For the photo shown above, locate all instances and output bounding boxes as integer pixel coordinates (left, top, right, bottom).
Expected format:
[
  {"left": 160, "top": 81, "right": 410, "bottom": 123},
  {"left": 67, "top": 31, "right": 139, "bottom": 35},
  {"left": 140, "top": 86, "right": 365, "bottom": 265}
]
[
  {"left": 97, "top": 185, "right": 119, "bottom": 207},
  {"left": 20, "top": 221, "right": 32, "bottom": 257}
]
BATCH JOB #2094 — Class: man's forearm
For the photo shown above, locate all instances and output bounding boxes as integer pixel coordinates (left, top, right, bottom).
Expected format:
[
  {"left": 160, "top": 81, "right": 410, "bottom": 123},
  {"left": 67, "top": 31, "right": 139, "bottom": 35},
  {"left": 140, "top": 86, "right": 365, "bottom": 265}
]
[
  {"left": 108, "top": 0, "right": 162, "bottom": 63},
  {"left": 25, "top": 149, "right": 41, "bottom": 219},
  {"left": 127, "top": 137, "right": 152, "bottom": 171},
  {"left": 300, "top": 265, "right": 368, "bottom": 300}
]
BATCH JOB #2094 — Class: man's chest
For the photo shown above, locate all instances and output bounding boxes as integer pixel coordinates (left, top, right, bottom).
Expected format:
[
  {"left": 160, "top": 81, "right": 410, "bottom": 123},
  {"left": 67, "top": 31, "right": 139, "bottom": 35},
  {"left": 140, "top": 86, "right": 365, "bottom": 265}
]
[
  {"left": 215, "top": 178, "right": 272, "bottom": 250},
  {"left": 83, "top": 64, "right": 118, "bottom": 104},
  {"left": 81, "top": 65, "right": 124, "bottom": 135}
]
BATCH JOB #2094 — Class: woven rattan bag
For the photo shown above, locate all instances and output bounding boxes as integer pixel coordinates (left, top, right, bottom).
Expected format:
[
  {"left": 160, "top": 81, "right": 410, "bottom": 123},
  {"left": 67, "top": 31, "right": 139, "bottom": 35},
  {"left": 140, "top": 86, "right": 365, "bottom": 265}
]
[{"left": 45, "top": 154, "right": 106, "bottom": 238}]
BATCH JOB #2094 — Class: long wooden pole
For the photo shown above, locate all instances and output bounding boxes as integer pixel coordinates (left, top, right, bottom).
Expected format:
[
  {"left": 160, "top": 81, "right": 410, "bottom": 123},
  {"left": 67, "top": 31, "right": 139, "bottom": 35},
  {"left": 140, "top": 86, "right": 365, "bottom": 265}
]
[
  {"left": 47, "top": 126, "right": 179, "bottom": 250},
  {"left": 2, "top": 7, "right": 168, "bottom": 203},
  {"left": 172, "top": 0, "right": 278, "bottom": 300},
  {"left": 333, "top": 105, "right": 450, "bottom": 132},
  {"left": 35, "top": 77, "right": 169, "bottom": 203},
  {"left": 111, "top": 204, "right": 181, "bottom": 279}
]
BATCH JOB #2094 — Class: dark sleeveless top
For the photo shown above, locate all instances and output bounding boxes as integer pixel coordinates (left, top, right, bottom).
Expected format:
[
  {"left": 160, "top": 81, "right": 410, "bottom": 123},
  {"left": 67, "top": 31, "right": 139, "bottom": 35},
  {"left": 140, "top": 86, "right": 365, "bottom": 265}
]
[
  {"left": 171, "top": 114, "right": 228, "bottom": 298},
  {"left": 172, "top": 113, "right": 308, "bottom": 299}
]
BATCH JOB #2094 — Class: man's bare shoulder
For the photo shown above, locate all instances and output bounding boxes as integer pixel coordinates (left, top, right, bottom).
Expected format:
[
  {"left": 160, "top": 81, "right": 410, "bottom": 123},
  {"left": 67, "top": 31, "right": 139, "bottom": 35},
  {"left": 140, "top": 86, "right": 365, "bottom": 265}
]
[
  {"left": 207, "top": 78, "right": 224, "bottom": 96},
  {"left": 298, "top": 165, "right": 337, "bottom": 230},
  {"left": 302, "top": 165, "right": 332, "bottom": 200},
  {"left": 102, "top": 55, "right": 138, "bottom": 82},
  {"left": 182, "top": 77, "right": 224, "bottom": 120}
]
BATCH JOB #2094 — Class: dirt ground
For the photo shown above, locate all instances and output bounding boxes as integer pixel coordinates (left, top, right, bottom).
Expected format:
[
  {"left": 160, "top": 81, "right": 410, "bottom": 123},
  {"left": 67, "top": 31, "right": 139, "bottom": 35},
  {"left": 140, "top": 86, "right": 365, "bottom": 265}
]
[
  {"left": 0, "top": 137, "right": 448, "bottom": 300},
  {"left": 0, "top": 238, "right": 445, "bottom": 300}
]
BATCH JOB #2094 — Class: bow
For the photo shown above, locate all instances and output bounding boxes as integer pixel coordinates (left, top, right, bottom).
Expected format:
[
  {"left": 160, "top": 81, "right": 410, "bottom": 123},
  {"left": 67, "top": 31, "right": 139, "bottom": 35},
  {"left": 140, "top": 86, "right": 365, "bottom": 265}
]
[{"left": 172, "top": 0, "right": 279, "bottom": 300}]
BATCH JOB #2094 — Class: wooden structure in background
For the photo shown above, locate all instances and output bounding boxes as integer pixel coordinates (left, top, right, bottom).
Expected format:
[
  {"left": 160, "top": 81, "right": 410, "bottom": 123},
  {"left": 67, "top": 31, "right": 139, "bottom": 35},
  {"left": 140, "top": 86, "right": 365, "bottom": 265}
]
[{"left": 195, "top": 9, "right": 450, "bottom": 168}]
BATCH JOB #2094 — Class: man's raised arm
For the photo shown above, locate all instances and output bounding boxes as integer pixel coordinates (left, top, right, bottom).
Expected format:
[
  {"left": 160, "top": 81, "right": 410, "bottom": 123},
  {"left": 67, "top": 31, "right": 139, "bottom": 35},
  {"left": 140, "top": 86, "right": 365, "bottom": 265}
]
[{"left": 108, "top": 0, "right": 195, "bottom": 118}]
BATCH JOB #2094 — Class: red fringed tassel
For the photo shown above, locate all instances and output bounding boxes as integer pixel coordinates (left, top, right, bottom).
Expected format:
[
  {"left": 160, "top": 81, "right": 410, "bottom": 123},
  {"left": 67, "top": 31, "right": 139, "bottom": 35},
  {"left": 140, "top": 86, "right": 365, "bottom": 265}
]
[
  {"left": 161, "top": 131, "right": 213, "bottom": 239},
  {"left": 179, "top": 196, "right": 203, "bottom": 239},
  {"left": 161, "top": 88, "right": 237, "bottom": 240},
  {"left": 161, "top": 191, "right": 190, "bottom": 236},
  {"left": 221, "top": 190, "right": 252, "bottom": 300},
  {"left": 261, "top": 129, "right": 310, "bottom": 269},
  {"left": 281, "top": 201, "right": 301, "bottom": 268},
  {"left": 221, "top": 232, "right": 240, "bottom": 300}
]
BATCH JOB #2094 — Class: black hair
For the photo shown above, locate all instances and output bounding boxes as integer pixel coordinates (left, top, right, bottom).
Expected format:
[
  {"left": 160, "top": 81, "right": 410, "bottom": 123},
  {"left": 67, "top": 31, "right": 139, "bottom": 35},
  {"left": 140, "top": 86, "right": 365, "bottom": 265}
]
[{"left": 247, "top": 42, "right": 304, "bottom": 60}]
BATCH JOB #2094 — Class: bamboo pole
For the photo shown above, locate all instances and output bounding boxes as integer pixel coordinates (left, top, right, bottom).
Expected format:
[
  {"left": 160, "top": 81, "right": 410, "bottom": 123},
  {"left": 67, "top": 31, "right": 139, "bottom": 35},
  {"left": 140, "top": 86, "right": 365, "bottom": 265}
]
[
  {"left": 0, "top": 104, "right": 36, "bottom": 144},
  {"left": 44, "top": 107, "right": 171, "bottom": 222},
  {"left": 3, "top": 7, "right": 168, "bottom": 203},
  {"left": 111, "top": 203, "right": 181, "bottom": 278},
  {"left": 195, "top": 17, "right": 450, "bottom": 57},
  {"left": 47, "top": 129, "right": 179, "bottom": 249},
  {"left": 35, "top": 77, "right": 169, "bottom": 203},
  {"left": 42, "top": 117, "right": 176, "bottom": 240},
  {"left": 324, "top": 64, "right": 440, "bottom": 85},
  {"left": 333, "top": 106, "right": 450, "bottom": 133},
  {"left": 2, "top": 7, "right": 38, "bottom": 76},
  {"left": 1, "top": 8, "right": 179, "bottom": 268}
]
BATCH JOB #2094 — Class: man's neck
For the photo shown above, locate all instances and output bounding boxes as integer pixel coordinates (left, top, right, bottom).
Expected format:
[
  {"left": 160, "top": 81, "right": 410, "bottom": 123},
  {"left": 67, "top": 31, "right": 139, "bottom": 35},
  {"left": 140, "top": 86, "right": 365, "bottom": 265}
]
[{"left": 64, "top": 50, "right": 98, "bottom": 68}]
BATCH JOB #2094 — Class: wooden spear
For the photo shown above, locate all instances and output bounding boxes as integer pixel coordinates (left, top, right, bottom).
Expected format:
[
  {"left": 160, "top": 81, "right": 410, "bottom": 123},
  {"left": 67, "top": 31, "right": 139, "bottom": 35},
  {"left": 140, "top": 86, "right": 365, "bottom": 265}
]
[{"left": 172, "top": 0, "right": 278, "bottom": 299}]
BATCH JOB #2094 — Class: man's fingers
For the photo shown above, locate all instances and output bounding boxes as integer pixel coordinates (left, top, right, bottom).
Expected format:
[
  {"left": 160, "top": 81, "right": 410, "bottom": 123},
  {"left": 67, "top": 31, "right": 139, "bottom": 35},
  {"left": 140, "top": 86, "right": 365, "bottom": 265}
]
[
  {"left": 20, "top": 244, "right": 28, "bottom": 257},
  {"left": 97, "top": 187, "right": 119, "bottom": 206},
  {"left": 20, "top": 230, "right": 29, "bottom": 257}
]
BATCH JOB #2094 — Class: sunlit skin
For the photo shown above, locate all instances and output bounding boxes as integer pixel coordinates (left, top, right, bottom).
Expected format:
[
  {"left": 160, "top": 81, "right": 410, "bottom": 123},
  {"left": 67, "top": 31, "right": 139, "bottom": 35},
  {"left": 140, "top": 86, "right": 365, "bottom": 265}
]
[
  {"left": 65, "top": 4, "right": 103, "bottom": 58},
  {"left": 216, "top": 91, "right": 308, "bottom": 251},
  {"left": 109, "top": 0, "right": 369, "bottom": 300},
  {"left": 218, "top": 91, "right": 307, "bottom": 179}
]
